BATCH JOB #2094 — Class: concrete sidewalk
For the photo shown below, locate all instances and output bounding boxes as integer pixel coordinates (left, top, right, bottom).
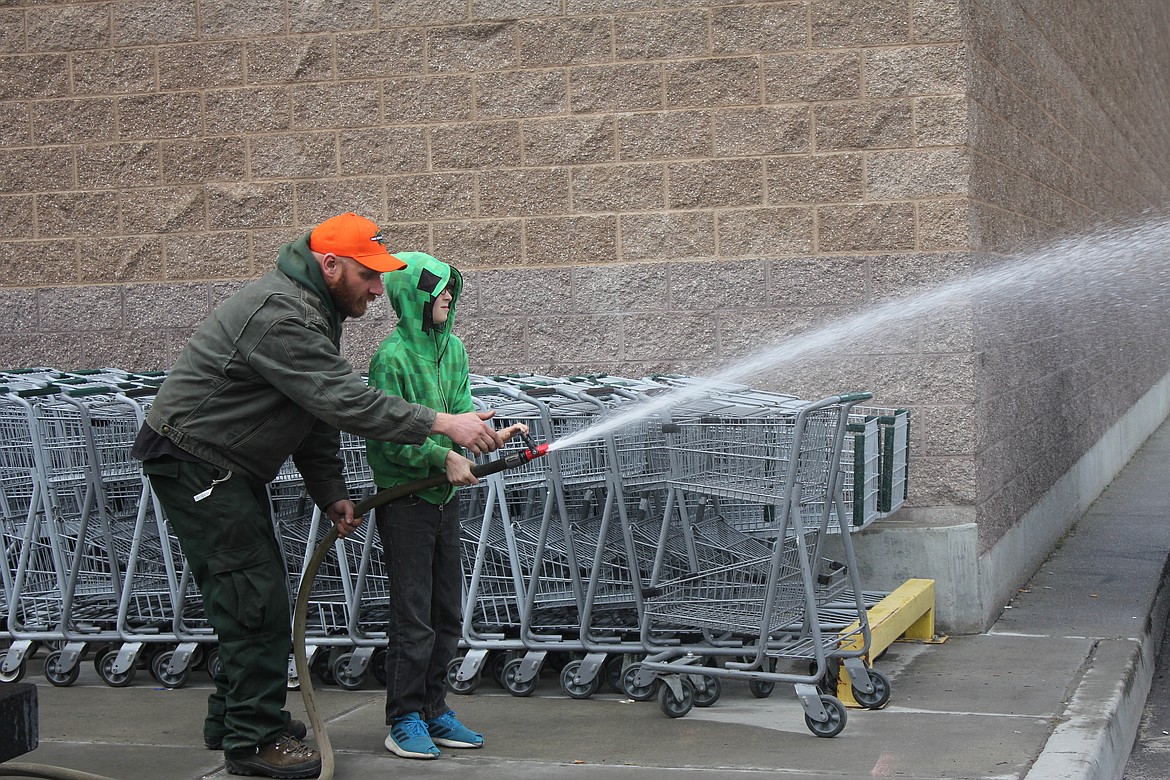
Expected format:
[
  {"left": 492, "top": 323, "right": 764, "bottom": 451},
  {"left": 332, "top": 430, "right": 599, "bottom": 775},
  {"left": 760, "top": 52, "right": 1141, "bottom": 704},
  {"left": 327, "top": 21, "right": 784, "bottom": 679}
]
[{"left": 7, "top": 420, "right": 1170, "bottom": 780}]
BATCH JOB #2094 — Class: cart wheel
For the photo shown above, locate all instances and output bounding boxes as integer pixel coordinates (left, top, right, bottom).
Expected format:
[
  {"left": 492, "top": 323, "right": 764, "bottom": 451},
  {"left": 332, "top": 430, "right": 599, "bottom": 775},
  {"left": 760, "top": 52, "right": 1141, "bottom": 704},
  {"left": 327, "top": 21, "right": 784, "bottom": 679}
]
[
  {"left": 748, "top": 679, "right": 775, "bottom": 698},
  {"left": 851, "top": 667, "right": 891, "bottom": 710},
  {"left": 814, "top": 660, "right": 839, "bottom": 696},
  {"left": 97, "top": 650, "right": 136, "bottom": 688},
  {"left": 560, "top": 660, "right": 601, "bottom": 700},
  {"left": 92, "top": 645, "right": 112, "bottom": 675},
  {"left": 43, "top": 650, "right": 80, "bottom": 687},
  {"left": 371, "top": 647, "right": 388, "bottom": 686},
  {"left": 188, "top": 644, "right": 207, "bottom": 671},
  {"left": 658, "top": 678, "right": 694, "bottom": 718},
  {"left": 603, "top": 655, "right": 624, "bottom": 694},
  {"left": 0, "top": 659, "right": 26, "bottom": 682},
  {"left": 205, "top": 648, "right": 222, "bottom": 681},
  {"left": 310, "top": 650, "right": 335, "bottom": 685},
  {"left": 805, "top": 695, "right": 847, "bottom": 738},
  {"left": 501, "top": 657, "right": 537, "bottom": 697},
  {"left": 490, "top": 652, "right": 511, "bottom": 689},
  {"left": 446, "top": 656, "right": 480, "bottom": 695},
  {"left": 621, "top": 663, "right": 657, "bottom": 702},
  {"left": 151, "top": 649, "right": 189, "bottom": 689},
  {"left": 331, "top": 652, "right": 365, "bottom": 690},
  {"left": 691, "top": 674, "right": 721, "bottom": 708}
]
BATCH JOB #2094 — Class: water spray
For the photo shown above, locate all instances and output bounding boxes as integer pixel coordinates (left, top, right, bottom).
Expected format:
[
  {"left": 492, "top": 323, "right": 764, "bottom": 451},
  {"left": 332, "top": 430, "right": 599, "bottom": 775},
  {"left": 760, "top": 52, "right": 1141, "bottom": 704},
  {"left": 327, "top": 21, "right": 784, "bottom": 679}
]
[{"left": 549, "top": 214, "right": 1170, "bottom": 452}]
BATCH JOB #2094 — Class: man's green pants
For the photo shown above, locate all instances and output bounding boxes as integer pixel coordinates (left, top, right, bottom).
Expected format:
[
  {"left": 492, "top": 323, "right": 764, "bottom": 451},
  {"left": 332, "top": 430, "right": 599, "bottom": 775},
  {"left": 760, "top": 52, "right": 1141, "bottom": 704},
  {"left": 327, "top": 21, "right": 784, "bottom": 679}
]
[{"left": 144, "top": 456, "right": 295, "bottom": 754}]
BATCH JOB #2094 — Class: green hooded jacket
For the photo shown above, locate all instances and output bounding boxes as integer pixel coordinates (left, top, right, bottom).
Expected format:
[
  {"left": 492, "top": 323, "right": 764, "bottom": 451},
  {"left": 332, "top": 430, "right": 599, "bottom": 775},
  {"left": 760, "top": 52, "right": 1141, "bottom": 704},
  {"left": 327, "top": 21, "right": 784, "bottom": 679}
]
[{"left": 367, "top": 252, "right": 473, "bottom": 504}]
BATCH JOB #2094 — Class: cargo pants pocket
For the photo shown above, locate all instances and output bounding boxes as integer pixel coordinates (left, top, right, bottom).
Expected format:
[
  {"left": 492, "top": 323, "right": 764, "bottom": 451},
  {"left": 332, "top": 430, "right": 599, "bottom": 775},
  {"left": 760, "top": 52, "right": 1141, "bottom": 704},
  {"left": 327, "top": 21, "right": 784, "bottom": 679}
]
[{"left": 205, "top": 544, "right": 281, "bottom": 639}]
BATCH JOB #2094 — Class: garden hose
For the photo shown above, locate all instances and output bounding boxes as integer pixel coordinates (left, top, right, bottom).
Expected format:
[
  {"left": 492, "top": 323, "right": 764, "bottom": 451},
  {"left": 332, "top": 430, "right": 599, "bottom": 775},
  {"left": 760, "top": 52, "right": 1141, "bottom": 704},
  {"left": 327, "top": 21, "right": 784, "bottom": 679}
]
[
  {"left": 295, "top": 439, "right": 548, "bottom": 780},
  {"left": 1, "top": 441, "right": 548, "bottom": 780}
]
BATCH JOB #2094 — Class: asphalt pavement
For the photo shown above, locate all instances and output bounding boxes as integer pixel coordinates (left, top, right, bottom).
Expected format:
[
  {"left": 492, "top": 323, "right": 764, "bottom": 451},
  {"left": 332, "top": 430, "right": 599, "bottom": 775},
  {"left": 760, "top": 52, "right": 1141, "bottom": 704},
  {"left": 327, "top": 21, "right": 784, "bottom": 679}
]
[{"left": 6, "top": 417, "right": 1170, "bottom": 780}]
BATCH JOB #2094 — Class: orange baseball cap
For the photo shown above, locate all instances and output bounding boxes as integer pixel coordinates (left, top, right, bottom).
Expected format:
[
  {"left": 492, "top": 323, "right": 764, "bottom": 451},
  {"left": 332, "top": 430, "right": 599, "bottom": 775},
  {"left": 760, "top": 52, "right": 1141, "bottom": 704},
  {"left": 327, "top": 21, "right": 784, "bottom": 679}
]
[{"left": 309, "top": 212, "right": 406, "bottom": 273}]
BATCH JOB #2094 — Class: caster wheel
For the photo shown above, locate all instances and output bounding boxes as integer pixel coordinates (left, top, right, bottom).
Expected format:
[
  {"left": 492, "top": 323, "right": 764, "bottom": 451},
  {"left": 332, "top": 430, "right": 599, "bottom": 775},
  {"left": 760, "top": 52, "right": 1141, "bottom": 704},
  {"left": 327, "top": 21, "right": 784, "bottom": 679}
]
[
  {"left": 97, "top": 650, "right": 136, "bottom": 688},
  {"left": 603, "top": 655, "right": 624, "bottom": 694},
  {"left": 805, "top": 695, "right": 847, "bottom": 738},
  {"left": 621, "top": 663, "right": 657, "bottom": 702},
  {"left": 490, "top": 652, "right": 511, "bottom": 689},
  {"left": 331, "top": 652, "right": 366, "bottom": 690},
  {"left": 691, "top": 674, "right": 721, "bottom": 708},
  {"left": 851, "top": 667, "right": 891, "bottom": 710},
  {"left": 560, "top": 659, "right": 601, "bottom": 700},
  {"left": 188, "top": 644, "right": 207, "bottom": 671},
  {"left": 151, "top": 649, "right": 190, "bottom": 689},
  {"left": 44, "top": 650, "right": 80, "bottom": 687},
  {"left": 0, "top": 659, "right": 27, "bottom": 684},
  {"left": 748, "top": 679, "right": 775, "bottom": 698},
  {"left": 502, "top": 657, "right": 537, "bottom": 697},
  {"left": 205, "top": 648, "right": 222, "bottom": 681},
  {"left": 446, "top": 656, "right": 481, "bottom": 695},
  {"left": 311, "top": 650, "right": 335, "bottom": 685},
  {"left": 658, "top": 678, "right": 695, "bottom": 718},
  {"left": 371, "top": 647, "right": 388, "bottom": 686}
]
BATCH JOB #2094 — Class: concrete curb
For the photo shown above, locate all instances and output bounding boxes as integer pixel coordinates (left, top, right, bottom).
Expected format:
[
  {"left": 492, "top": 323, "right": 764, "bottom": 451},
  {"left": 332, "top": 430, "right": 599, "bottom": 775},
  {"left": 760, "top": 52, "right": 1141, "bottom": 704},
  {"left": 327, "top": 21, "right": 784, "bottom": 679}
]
[{"left": 1026, "top": 554, "right": 1170, "bottom": 780}]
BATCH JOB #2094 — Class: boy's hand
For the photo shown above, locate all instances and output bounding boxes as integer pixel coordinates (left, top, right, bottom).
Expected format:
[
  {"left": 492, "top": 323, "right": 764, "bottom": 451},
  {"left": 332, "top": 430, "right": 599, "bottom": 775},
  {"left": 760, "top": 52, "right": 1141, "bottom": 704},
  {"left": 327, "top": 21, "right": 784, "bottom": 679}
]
[
  {"left": 445, "top": 450, "right": 478, "bottom": 486},
  {"left": 498, "top": 423, "right": 530, "bottom": 443}
]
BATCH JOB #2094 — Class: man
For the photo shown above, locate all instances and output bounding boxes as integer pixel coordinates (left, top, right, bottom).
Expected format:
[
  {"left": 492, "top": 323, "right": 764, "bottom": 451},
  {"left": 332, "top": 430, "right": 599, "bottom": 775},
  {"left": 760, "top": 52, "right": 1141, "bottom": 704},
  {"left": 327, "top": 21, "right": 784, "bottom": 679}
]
[{"left": 132, "top": 212, "right": 503, "bottom": 779}]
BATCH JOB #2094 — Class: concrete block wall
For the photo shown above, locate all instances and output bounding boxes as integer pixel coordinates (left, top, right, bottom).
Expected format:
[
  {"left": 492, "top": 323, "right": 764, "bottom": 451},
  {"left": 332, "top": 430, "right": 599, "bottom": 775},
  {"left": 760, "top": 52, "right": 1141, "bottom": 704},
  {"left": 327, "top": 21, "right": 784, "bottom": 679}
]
[
  {"left": 0, "top": 0, "right": 976, "bottom": 515},
  {"left": 2, "top": 1, "right": 1169, "bottom": 626},
  {"left": 965, "top": 0, "right": 1170, "bottom": 552}
]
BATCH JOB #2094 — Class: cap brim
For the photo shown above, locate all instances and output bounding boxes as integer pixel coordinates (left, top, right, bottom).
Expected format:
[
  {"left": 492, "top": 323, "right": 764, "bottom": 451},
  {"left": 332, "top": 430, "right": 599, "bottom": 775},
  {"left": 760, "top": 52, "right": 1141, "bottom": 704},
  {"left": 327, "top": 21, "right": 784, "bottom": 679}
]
[{"left": 353, "top": 253, "right": 407, "bottom": 273}]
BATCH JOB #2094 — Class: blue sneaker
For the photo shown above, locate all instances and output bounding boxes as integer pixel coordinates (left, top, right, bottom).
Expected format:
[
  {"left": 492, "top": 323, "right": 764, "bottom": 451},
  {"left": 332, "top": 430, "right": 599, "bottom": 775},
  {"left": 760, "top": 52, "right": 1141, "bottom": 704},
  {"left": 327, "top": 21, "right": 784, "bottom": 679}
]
[
  {"left": 426, "top": 710, "right": 484, "bottom": 749},
  {"left": 385, "top": 712, "right": 439, "bottom": 759}
]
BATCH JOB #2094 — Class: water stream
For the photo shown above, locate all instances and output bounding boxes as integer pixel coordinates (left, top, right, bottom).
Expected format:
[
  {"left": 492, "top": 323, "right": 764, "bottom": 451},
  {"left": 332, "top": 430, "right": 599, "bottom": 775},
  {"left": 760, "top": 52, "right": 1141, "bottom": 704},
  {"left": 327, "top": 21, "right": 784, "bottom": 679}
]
[{"left": 548, "top": 214, "right": 1170, "bottom": 452}]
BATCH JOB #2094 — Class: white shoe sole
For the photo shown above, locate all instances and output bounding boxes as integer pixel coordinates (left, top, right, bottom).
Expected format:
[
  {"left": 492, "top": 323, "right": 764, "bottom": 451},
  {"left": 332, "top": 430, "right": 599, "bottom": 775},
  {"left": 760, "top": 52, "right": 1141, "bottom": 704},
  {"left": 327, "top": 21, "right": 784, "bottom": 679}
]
[
  {"left": 384, "top": 733, "right": 439, "bottom": 759},
  {"left": 431, "top": 737, "right": 483, "bottom": 748}
]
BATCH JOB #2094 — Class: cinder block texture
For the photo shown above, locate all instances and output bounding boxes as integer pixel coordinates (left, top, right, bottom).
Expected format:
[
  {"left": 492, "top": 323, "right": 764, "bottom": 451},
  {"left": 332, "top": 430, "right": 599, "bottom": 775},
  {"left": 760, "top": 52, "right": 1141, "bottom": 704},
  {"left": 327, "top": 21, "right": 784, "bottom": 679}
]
[{"left": 0, "top": 0, "right": 1168, "bottom": 566}]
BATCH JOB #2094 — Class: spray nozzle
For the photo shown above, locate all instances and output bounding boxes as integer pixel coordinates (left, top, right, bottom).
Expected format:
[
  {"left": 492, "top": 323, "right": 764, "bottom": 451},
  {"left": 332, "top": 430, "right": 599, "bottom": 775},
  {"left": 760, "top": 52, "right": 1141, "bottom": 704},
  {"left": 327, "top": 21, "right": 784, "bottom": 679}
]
[{"left": 521, "top": 434, "right": 549, "bottom": 461}]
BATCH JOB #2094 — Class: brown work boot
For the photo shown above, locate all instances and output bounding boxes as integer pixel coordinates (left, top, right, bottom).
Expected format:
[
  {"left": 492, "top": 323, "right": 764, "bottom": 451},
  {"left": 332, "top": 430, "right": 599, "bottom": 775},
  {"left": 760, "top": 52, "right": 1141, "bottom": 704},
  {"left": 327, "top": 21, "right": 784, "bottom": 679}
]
[{"left": 224, "top": 733, "right": 321, "bottom": 779}]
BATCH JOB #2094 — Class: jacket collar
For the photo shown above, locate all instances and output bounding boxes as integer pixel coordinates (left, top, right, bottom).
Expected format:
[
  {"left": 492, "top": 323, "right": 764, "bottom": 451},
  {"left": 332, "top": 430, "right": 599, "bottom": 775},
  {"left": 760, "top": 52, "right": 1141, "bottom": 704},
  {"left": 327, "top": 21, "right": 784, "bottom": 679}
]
[{"left": 276, "top": 235, "right": 343, "bottom": 334}]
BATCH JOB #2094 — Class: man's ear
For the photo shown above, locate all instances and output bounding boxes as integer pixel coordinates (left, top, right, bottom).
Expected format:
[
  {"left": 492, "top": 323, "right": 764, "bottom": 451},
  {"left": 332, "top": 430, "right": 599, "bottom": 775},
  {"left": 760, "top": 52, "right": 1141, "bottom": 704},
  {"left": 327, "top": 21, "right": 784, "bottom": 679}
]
[{"left": 318, "top": 252, "right": 342, "bottom": 281}]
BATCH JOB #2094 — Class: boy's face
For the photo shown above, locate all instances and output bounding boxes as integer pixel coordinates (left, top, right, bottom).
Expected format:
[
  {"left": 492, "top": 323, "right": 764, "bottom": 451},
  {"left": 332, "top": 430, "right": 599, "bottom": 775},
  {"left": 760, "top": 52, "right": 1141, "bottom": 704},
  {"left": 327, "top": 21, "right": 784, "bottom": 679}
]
[{"left": 431, "top": 283, "right": 454, "bottom": 325}]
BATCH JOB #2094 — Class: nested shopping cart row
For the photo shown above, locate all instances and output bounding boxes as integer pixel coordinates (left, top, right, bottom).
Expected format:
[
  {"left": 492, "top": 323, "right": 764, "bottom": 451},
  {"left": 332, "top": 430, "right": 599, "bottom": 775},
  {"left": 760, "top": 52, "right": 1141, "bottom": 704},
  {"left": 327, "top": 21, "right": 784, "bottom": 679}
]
[
  {"left": 0, "top": 368, "right": 211, "bottom": 689},
  {"left": 0, "top": 366, "right": 910, "bottom": 738},
  {"left": 442, "top": 373, "right": 905, "bottom": 736}
]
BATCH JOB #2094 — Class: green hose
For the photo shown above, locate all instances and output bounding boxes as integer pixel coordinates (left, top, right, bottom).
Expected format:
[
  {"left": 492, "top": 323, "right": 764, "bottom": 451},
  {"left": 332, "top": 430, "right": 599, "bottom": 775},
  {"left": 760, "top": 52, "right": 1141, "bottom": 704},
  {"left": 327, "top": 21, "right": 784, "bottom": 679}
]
[
  {"left": 295, "top": 446, "right": 541, "bottom": 779},
  {"left": 293, "top": 474, "right": 448, "bottom": 780}
]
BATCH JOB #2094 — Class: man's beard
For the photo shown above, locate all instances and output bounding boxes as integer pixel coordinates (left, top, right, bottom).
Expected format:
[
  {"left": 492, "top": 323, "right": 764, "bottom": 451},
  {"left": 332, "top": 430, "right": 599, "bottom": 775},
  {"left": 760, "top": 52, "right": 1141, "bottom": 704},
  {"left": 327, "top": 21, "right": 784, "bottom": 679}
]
[{"left": 332, "top": 285, "right": 370, "bottom": 319}]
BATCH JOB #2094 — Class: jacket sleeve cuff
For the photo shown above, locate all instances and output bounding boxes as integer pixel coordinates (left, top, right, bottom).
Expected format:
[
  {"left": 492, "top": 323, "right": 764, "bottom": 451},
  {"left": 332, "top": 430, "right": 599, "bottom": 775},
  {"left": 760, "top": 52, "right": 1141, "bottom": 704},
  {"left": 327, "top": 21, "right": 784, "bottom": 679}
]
[
  {"left": 423, "top": 440, "right": 451, "bottom": 472},
  {"left": 308, "top": 480, "right": 350, "bottom": 512}
]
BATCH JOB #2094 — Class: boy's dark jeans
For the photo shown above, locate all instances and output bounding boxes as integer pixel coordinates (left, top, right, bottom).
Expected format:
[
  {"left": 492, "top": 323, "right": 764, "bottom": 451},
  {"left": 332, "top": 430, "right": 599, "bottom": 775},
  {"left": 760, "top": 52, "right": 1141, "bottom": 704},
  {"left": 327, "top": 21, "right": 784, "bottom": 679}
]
[{"left": 375, "top": 495, "right": 461, "bottom": 724}]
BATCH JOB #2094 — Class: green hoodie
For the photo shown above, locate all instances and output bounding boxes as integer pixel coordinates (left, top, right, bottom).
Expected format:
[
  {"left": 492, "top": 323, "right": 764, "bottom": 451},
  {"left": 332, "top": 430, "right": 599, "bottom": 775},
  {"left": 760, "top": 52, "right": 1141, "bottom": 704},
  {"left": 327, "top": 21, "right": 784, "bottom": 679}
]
[{"left": 367, "top": 252, "right": 473, "bottom": 504}]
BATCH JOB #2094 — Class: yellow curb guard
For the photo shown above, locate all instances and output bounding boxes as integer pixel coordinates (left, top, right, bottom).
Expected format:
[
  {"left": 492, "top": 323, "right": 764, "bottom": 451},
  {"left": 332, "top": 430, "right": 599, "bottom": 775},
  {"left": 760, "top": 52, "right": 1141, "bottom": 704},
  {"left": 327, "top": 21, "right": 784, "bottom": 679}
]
[{"left": 837, "top": 578, "right": 941, "bottom": 707}]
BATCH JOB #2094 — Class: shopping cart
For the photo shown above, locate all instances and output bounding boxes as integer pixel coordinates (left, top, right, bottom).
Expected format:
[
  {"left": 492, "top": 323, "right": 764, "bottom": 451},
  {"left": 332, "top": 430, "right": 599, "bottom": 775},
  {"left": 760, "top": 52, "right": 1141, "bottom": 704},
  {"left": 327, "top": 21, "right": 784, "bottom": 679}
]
[{"left": 630, "top": 393, "right": 884, "bottom": 736}]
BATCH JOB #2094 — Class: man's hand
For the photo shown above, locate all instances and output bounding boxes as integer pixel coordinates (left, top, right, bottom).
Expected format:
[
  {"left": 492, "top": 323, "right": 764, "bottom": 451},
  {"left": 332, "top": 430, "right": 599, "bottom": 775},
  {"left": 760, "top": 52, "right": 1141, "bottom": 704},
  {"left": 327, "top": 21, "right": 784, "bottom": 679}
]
[
  {"left": 445, "top": 450, "right": 478, "bottom": 486},
  {"left": 326, "top": 498, "right": 362, "bottom": 538},
  {"left": 433, "top": 410, "right": 504, "bottom": 455}
]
